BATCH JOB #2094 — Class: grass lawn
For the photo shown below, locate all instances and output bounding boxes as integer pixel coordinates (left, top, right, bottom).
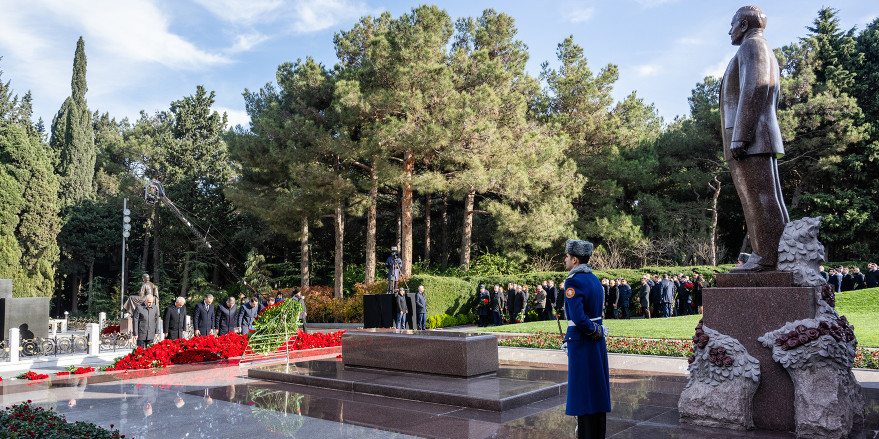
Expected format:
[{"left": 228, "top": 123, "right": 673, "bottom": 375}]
[{"left": 489, "top": 288, "right": 879, "bottom": 348}]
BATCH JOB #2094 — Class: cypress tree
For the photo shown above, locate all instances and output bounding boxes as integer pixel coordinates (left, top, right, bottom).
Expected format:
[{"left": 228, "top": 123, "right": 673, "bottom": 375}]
[{"left": 50, "top": 36, "right": 95, "bottom": 207}]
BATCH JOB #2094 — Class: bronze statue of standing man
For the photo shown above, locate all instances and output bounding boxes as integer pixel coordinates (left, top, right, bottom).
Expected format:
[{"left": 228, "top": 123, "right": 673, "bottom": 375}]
[{"left": 722, "top": 5, "right": 790, "bottom": 272}]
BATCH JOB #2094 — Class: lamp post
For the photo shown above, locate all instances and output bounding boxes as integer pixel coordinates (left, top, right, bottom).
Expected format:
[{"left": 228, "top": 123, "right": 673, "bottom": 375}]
[{"left": 121, "top": 199, "right": 130, "bottom": 314}]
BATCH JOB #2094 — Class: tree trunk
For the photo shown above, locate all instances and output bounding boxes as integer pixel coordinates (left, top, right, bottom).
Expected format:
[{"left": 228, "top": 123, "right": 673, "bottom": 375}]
[
  {"left": 212, "top": 264, "right": 220, "bottom": 289},
  {"left": 180, "top": 250, "right": 191, "bottom": 296},
  {"left": 70, "top": 272, "right": 80, "bottom": 316},
  {"left": 441, "top": 192, "right": 449, "bottom": 268},
  {"left": 460, "top": 190, "right": 475, "bottom": 271},
  {"left": 709, "top": 174, "right": 721, "bottom": 266},
  {"left": 141, "top": 206, "right": 155, "bottom": 272},
  {"left": 301, "top": 218, "right": 310, "bottom": 288},
  {"left": 152, "top": 209, "right": 160, "bottom": 285},
  {"left": 365, "top": 170, "right": 377, "bottom": 284},
  {"left": 333, "top": 204, "right": 344, "bottom": 299},
  {"left": 396, "top": 191, "right": 402, "bottom": 252},
  {"left": 87, "top": 260, "right": 94, "bottom": 314},
  {"left": 424, "top": 194, "right": 431, "bottom": 267},
  {"left": 401, "top": 150, "right": 414, "bottom": 278}
]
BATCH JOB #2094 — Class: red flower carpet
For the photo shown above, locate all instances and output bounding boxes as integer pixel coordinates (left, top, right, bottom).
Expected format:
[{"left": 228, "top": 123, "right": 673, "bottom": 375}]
[{"left": 105, "top": 330, "right": 345, "bottom": 372}]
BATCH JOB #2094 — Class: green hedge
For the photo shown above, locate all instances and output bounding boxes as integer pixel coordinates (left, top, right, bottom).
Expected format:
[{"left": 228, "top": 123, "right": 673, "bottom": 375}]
[{"left": 407, "top": 274, "right": 477, "bottom": 319}]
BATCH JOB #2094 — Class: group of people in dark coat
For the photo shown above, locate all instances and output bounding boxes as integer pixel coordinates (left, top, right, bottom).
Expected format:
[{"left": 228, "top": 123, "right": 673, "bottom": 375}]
[
  {"left": 639, "top": 273, "right": 706, "bottom": 319},
  {"left": 823, "top": 263, "right": 879, "bottom": 292},
  {"left": 131, "top": 288, "right": 311, "bottom": 349},
  {"left": 474, "top": 280, "right": 563, "bottom": 326},
  {"left": 392, "top": 286, "right": 427, "bottom": 330}
]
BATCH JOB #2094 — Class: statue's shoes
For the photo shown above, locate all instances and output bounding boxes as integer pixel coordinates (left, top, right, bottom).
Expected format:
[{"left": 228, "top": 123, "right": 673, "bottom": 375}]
[{"left": 729, "top": 253, "right": 775, "bottom": 272}]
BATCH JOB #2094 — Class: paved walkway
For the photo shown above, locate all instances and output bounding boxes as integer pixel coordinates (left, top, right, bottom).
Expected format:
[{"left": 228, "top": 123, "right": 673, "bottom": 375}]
[{"left": 1, "top": 328, "right": 876, "bottom": 438}]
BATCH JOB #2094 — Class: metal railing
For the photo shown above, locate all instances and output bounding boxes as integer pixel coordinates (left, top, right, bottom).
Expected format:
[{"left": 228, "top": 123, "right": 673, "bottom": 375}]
[{"left": 19, "top": 334, "right": 90, "bottom": 357}]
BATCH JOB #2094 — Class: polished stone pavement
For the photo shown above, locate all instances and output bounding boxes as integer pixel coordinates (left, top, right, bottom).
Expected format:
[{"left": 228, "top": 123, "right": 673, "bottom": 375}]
[{"left": 1, "top": 352, "right": 877, "bottom": 438}]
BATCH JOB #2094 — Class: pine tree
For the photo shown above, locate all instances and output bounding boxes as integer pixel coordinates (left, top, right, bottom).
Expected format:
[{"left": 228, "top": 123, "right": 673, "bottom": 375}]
[{"left": 50, "top": 37, "right": 95, "bottom": 207}]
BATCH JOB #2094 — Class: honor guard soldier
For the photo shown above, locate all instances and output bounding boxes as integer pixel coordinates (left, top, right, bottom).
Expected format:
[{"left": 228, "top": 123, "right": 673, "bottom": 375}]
[{"left": 562, "top": 239, "right": 611, "bottom": 438}]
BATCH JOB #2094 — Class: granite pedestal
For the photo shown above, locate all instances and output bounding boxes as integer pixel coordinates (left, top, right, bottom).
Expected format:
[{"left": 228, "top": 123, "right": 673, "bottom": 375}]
[
  {"left": 342, "top": 329, "right": 499, "bottom": 377},
  {"left": 703, "top": 271, "right": 817, "bottom": 431},
  {"left": 0, "top": 280, "right": 50, "bottom": 341}
]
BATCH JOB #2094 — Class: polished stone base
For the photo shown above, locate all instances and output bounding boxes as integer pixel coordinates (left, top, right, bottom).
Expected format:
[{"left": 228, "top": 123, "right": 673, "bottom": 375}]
[
  {"left": 342, "top": 329, "right": 499, "bottom": 377},
  {"left": 703, "top": 272, "right": 818, "bottom": 432},
  {"left": 249, "top": 359, "right": 566, "bottom": 411}
]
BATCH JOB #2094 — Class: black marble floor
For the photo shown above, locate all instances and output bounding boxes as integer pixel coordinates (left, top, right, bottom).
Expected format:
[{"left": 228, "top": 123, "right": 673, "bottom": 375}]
[{"left": 206, "top": 361, "right": 879, "bottom": 438}]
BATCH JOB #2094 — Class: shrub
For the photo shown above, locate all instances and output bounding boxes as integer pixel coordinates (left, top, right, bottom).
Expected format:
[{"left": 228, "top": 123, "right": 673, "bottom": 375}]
[
  {"left": 0, "top": 401, "right": 124, "bottom": 438},
  {"left": 407, "top": 274, "right": 475, "bottom": 319},
  {"left": 301, "top": 286, "right": 361, "bottom": 323}
]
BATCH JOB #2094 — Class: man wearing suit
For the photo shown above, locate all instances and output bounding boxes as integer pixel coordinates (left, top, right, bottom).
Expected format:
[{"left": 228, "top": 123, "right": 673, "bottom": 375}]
[
  {"left": 193, "top": 294, "right": 215, "bottom": 337},
  {"left": 415, "top": 285, "right": 428, "bottom": 330},
  {"left": 163, "top": 297, "right": 187, "bottom": 340},
  {"left": 722, "top": 5, "right": 789, "bottom": 272},
  {"left": 506, "top": 283, "right": 517, "bottom": 322},
  {"left": 828, "top": 268, "right": 842, "bottom": 293},
  {"left": 133, "top": 294, "right": 159, "bottom": 348},
  {"left": 660, "top": 275, "right": 676, "bottom": 318},
  {"left": 215, "top": 297, "right": 239, "bottom": 336}
]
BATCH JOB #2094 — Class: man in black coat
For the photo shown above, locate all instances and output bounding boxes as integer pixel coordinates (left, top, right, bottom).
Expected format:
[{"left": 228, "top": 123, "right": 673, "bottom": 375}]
[
  {"left": 605, "top": 280, "right": 618, "bottom": 319},
  {"left": 193, "top": 294, "right": 216, "bottom": 337},
  {"left": 163, "top": 297, "right": 187, "bottom": 340},
  {"left": 618, "top": 279, "right": 633, "bottom": 319},
  {"left": 394, "top": 287, "right": 408, "bottom": 329},
  {"left": 544, "top": 280, "right": 557, "bottom": 320},
  {"left": 476, "top": 285, "right": 490, "bottom": 327},
  {"left": 650, "top": 275, "right": 663, "bottom": 317},
  {"left": 415, "top": 285, "right": 427, "bottom": 330},
  {"left": 865, "top": 263, "right": 879, "bottom": 288},
  {"left": 506, "top": 283, "right": 517, "bottom": 322},
  {"left": 237, "top": 297, "right": 259, "bottom": 331},
  {"left": 133, "top": 295, "right": 159, "bottom": 348},
  {"left": 840, "top": 267, "right": 854, "bottom": 292},
  {"left": 555, "top": 280, "right": 566, "bottom": 320},
  {"left": 851, "top": 267, "right": 866, "bottom": 290},
  {"left": 214, "top": 297, "right": 239, "bottom": 336},
  {"left": 677, "top": 276, "right": 691, "bottom": 316}
]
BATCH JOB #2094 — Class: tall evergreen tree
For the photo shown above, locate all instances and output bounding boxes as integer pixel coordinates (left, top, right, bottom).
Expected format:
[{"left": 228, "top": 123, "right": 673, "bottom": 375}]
[
  {"left": 50, "top": 37, "right": 95, "bottom": 207},
  {"left": 0, "top": 68, "right": 61, "bottom": 297}
]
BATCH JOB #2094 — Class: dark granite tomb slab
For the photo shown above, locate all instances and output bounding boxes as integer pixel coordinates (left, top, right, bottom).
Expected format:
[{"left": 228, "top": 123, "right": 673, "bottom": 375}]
[
  {"left": 342, "top": 329, "right": 499, "bottom": 377},
  {"left": 0, "top": 297, "right": 50, "bottom": 340},
  {"left": 248, "top": 359, "right": 567, "bottom": 411},
  {"left": 703, "top": 272, "right": 818, "bottom": 432}
]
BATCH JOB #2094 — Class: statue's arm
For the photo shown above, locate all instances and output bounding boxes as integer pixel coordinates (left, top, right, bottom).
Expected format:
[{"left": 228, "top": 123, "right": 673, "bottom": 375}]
[{"left": 732, "top": 39, "right": 772, "bottom": 145}]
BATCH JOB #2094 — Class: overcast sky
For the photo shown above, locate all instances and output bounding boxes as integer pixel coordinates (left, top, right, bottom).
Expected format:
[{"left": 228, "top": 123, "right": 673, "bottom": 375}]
[{"left": 1, "top": 0, "right": 876, "bottom": 130}]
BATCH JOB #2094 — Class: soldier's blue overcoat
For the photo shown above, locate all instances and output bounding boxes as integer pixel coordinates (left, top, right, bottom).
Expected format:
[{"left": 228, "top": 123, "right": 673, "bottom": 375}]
[{"left": 564, "top": 269, "right": 612, "bottom": 416}]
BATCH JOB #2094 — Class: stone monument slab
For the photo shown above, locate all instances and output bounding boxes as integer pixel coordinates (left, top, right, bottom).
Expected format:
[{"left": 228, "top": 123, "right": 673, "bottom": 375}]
[
  {"left": 342, "top": 329, "right": 498, "bottom": 377},
  {"left": 703, "top": 274, "right": 818, "bottom": 431}
]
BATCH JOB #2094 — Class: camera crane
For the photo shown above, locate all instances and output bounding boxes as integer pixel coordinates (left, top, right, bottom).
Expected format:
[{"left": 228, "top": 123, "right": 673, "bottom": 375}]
[{"left": 143, "top": 178, "right": 263, "bottom": 300}]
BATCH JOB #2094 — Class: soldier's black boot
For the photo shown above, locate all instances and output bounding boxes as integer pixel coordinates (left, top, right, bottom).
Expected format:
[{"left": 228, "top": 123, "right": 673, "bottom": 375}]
[{"left": 576, "top": 413, "right": 606, "bottom": 439}]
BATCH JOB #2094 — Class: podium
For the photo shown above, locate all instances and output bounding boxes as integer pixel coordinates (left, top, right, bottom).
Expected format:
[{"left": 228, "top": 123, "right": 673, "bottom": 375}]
[{"left": 363, "top": 293, "right": 417, "bottom": 329}]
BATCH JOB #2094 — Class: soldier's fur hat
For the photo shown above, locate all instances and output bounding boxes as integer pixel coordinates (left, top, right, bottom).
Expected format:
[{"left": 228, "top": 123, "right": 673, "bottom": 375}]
[{"left": 565, "top": 239, "right": 594, "bottom": 258}]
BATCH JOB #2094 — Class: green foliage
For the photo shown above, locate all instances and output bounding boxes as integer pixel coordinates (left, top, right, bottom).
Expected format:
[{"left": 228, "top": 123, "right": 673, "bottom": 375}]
[
  {"left": 248, "top": 298, "right": 303, "bottom": 354},
  {"left": 407, "top": 274, "right": 474, "bottom": 319},
  {"left": 0, "top": 123, "right": 61, "bottom": 297},
  {"left": 244, "top": 249, "right": 271, "bottom": 292},
  {"left": 0, "top": 401, "right": 124, "bottom": 438},
  {"left": 50, "top": 37, "right": 95, "bottom": 208}
]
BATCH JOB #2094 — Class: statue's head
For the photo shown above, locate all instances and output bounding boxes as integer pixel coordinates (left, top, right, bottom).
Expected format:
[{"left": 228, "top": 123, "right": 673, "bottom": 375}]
[
  {"left": 730, "top": 6, "right": 767, "bottom": 46},
  {"left": 142, "top": 274, "right": 150, "bottom": 282}
]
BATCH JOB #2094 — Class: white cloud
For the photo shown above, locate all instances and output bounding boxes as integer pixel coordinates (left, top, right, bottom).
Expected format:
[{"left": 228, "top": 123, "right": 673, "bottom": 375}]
[
  {"left": 40, "top": 0, "right": 230, "bottom": 70},
  {"left": 291, "top": 0, "right": 373, "bottom": 33},
  {"left": 567, "top": 8, "right": 595, "bottom": 23},
  {"left": 0, "top": 7, "right": 70, "bottom": 102},
  {"left": 226, "top": 33, "right": 270, "bottom": 54},
  {"left": 214, "top": 106, "right": 251, "bottom": 129},
  {"left": 192, "top": 0, "right": 284, "bottom": 25},
  {"left": 634, "top": 64, "right": 662, "bottom": 77},
  {"left": 703, "top": 53, "right": 734, "bottom": 79}
]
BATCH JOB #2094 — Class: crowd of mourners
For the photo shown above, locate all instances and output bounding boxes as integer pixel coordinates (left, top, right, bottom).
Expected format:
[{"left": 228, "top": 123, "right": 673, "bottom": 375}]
[{"left": 470, "top": 259, "right": 879, "bottom": 327}]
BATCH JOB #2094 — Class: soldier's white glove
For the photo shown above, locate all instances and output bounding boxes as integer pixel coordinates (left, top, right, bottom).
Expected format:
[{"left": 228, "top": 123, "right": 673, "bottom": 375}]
[{"left": 561, "top": 342, "right": 568, "bottom": 356}]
